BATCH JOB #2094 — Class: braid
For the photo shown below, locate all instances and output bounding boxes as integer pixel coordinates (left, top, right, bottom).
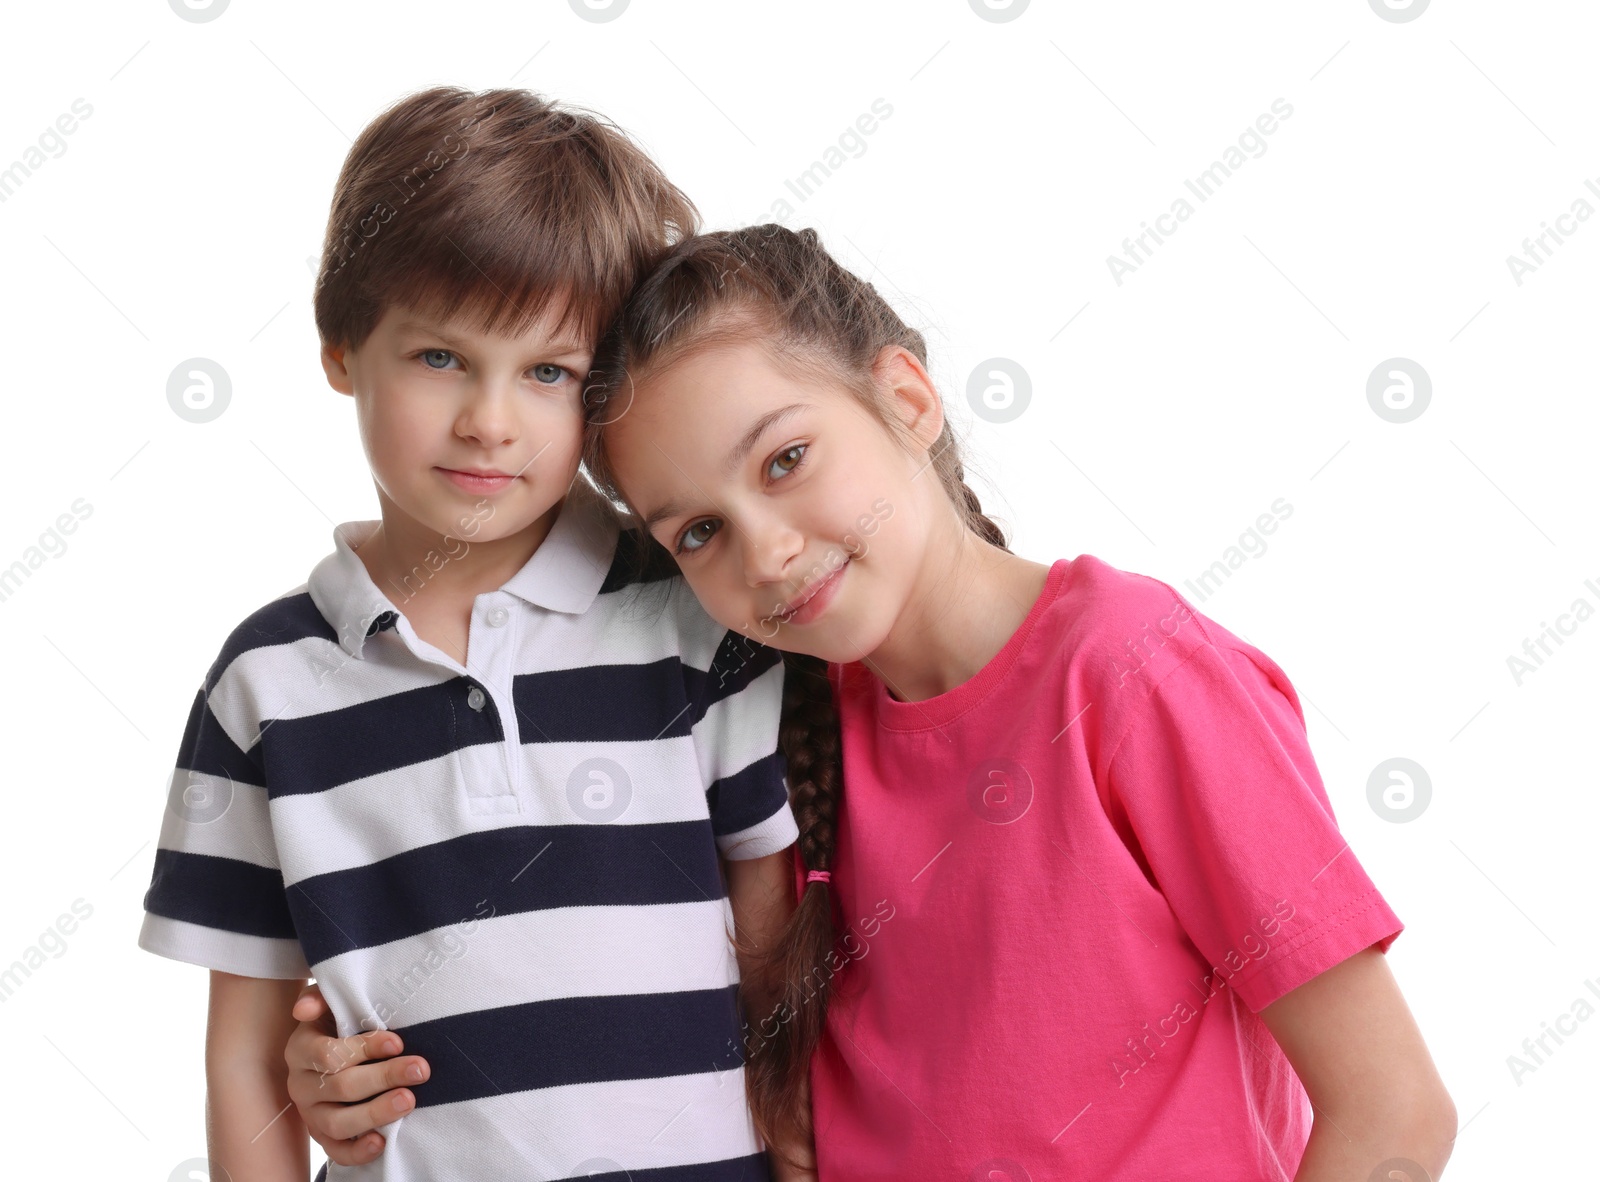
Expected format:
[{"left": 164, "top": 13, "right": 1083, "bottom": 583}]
[
  {"left": 738, "top": 650, "right": 842, "bottom": 1162},
  {"left": 780, "top": 652, "right": 840, "bottom": 873},
  {"left": 952, "top": 460, "right": 1011, "bottom": 554}
]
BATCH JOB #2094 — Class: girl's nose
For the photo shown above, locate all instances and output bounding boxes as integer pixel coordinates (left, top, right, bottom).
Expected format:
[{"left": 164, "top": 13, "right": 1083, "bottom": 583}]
[{"left": 743, "top": 517, "right": 805, "bottom": 588}]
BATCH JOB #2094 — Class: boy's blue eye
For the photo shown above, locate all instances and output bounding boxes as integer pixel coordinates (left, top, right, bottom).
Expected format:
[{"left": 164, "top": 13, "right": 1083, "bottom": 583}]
[
  {"left": 678, "top": 519, "right": 719, "bottom": 554},
  {"left": 532, "top": 364, "right": 567, "bottom": 384},
  {"left": 421, "top": 349, "right": 456, "bottom": 369}
]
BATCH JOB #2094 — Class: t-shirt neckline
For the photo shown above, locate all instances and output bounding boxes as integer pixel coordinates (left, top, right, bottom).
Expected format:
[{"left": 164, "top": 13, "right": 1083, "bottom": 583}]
[{"left": 865, "top": 557, "right": 1073, "bottom": 731}]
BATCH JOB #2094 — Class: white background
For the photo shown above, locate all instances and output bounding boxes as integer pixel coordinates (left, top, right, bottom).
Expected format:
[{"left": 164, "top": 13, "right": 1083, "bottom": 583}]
[{"left": 1, "top": 1, "right": 1595, "bottom": 1178}]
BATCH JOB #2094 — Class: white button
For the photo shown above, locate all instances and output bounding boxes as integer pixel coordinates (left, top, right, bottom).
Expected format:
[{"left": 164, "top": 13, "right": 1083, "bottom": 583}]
[
  {"left": 486, "top": 606, "right": 509, "bottom": 627},
  {"left": 467, "top": 686, "right": 487, "bottom": 711}
]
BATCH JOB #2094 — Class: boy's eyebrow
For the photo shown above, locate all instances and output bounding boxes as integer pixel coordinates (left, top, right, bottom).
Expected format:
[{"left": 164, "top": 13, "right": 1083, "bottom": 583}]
[
  {"left": 640, "top": 403, "right": 811, "bottom": 533},
  {"left": 393, "top": 320, "right": 591, "bottom": 355}
]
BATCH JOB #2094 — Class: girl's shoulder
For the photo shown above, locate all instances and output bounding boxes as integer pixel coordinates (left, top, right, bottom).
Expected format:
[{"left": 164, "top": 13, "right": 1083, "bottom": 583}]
[
  {"left": 1048, "top": 551, "right": 1264, "bottom": 696},
  {"left": 1056, "top": 549, "right": 1211, "bottom": 641},
  {"left": 1048, "top": 551, "right": 1302, "bottom": 748}
]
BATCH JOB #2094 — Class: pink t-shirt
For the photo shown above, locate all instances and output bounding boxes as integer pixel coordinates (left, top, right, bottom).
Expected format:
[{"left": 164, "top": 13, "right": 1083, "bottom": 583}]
[{"left": 795, "top": 555, "right": 1403, "bottom": 1181}]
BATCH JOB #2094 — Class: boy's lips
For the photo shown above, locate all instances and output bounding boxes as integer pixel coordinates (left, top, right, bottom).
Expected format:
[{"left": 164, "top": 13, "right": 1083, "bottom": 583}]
[{"left": 439, "top": 467, "right": 517, "bottom": 494}]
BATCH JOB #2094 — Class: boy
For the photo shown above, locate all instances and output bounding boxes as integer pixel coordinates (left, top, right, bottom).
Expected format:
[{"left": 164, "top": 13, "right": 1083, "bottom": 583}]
[{"left": 139, "top": 87, "right": 800, "bottom": 1180}]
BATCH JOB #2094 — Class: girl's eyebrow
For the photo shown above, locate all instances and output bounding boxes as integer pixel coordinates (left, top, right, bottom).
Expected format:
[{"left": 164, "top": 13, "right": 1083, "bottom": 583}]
[
  {"left": 641, "top": 498, "right": 687, "bottom": 533},
  {"left": 722, "top": 403, "right": 808, "bottom": 477},
  {"left": 640, "top": 402, "right": 811, "bottom": 532}
]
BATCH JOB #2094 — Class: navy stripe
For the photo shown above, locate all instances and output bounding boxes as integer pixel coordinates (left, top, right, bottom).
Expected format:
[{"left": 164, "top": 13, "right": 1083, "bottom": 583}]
[
  {"left": 179, "top": 688, "right": 267, "bottom": 788},
  {"left": 144, "top": 849, "right": 297, "bottom": 940},
  {"left": 400, "top": 985, "right": 745, "bottom": 1107},
  {"left": 573, "top": 1156, "right": 770, "bottom": 1182},
  {"left": 707, "top": 751, "right": 788, "bottom": 838},
  {"left": 206, "top": 592, "right": 335, "bottom": 694},
  {"left": 289, "top": 821, "right": 724, "bottom": 964},
  {"left": 261, "top": 676, "right": 503, "bottom": 797},
  {"left": 683, "top": 632, "right": 782, "bottom": 724},
  {"left": 513, "top": 658, "right": 696, "bottom": 744}
]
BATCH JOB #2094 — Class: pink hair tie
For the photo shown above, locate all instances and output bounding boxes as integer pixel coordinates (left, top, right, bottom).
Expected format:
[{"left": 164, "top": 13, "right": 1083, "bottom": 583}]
[{"left": 806, "top": 870, "right": 831, "bottom": 884}]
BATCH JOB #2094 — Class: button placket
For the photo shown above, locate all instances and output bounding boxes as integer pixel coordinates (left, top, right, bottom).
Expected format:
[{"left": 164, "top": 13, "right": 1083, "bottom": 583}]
[{"left": 461, "top": 594, "right": 521, "bottom": 814}]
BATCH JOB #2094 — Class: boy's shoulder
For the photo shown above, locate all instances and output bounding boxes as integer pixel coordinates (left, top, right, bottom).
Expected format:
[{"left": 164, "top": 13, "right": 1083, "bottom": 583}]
[{"left": 200, "top": 583, "right": 341, "bottom": 693}]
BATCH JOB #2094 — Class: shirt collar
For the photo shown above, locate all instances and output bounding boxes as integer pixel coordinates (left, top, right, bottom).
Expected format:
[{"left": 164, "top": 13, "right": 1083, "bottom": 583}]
[{"left": 308, "top": 479, "right": 622, "bottom": 660}]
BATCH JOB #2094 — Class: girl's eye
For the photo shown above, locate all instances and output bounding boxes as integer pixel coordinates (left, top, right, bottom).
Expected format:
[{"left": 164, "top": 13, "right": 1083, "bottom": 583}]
[
  {"left": 677, "top": 519, "right": 720, "bottom": 555},
  {"left": 532, "top": 363, "right": 568, "bottom": 385},
  {"left": 768, "top": 443, "right": 807, "bottom": 481},
  {"left": 420, "top": 349, "right": 458, "bottom": 370}
]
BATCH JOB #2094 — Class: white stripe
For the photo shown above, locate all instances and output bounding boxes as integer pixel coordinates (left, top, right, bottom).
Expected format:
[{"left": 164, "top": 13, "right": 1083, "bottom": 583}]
[
  {"left": 156, "top": 776, "right": 277, "bottom": 869},
  {"left": 694, "top": 660, "right": 786, "bottom": 787},
  {"left": 349, "top": 1069, "right": 761, "bottom": 1181},
  {"left": 717, "top": 807, "right": 799, "bottom": 862},
  {"left": 269, "top": 738, "right": 715, "bottom": 883},
  {"left": 314, "top": 901, "right": 740, "bottom": 1031},
  {"left": 212, "top": 634, "right": 440, "bottom": 748},
  {"left": 515, "top": 580, "right": 709, "bottom": 674},
  {"left": 138, "top": 913, "right": 308, "bottom": 979}
]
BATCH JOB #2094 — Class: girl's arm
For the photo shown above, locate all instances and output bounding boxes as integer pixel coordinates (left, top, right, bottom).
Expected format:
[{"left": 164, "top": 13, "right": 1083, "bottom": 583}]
[
  {"left": 207, "top": 970, "right": 312, "bottom": 1182},
  {"left": 725, "top": 847, "right": 818, "bottom": 1182},
  {"left": 1259, "top": 949, "right": 1456, "bottom": 1180}
]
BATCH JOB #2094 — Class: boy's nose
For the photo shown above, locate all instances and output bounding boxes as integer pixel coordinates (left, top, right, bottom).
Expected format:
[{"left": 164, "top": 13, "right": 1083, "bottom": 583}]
[{"left": 455, "top": 381, "right": 519, "bottom": 447}]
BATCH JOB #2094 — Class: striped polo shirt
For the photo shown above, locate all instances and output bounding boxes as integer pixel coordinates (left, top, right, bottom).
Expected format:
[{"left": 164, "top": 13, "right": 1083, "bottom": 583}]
[{"left": 138, "top": 479, "right": 796, "bottom": 1181}]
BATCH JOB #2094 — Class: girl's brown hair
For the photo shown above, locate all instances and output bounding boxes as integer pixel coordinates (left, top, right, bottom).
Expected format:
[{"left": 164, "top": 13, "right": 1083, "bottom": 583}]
[
  {"left": 313, "top": 86, "right": 698, "bottom": 352},
  {"left": 580, "top": 223, "right": 1010, "bottom": 1161}
]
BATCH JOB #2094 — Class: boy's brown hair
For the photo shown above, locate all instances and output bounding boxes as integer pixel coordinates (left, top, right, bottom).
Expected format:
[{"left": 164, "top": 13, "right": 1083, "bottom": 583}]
[{"left": 313, "top": 86, "right": 698, "bottom": 351}]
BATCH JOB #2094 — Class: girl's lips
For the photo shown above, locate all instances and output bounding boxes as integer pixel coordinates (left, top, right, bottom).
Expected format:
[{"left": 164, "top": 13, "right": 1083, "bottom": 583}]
[
  {"left": 778, "top": 561, "right": 849, "bottom": 626},
  {"left": 439, "top": 468, "right": 515, "bottom": 495}
]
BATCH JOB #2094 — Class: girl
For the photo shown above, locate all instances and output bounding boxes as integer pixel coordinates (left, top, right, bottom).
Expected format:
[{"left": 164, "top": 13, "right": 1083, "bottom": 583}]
[{"left": 287, "top": 225, "right": 1457, "bottom": 1181}]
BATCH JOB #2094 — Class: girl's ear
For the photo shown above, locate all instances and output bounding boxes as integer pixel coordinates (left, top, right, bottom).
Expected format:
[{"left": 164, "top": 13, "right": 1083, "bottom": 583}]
[{"left": 872, "top": 346, "right": 944, "bottom": 452}]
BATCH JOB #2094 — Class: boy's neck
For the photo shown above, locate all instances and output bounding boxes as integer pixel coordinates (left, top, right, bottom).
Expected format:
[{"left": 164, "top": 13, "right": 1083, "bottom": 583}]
[{"left": 354, "top": 492, "right": 565, "bottom": 615}]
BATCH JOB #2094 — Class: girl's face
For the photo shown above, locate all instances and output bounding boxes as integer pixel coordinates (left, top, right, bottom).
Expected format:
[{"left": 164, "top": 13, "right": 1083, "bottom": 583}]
[{"left": 602, "top": 338, "right": 949, "bottom": 664}]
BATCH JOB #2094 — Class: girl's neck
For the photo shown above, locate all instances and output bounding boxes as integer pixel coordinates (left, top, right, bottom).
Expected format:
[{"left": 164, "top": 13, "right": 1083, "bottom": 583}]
[{"left": 861, "top": 512, "right": 1053, "bottom": 705}]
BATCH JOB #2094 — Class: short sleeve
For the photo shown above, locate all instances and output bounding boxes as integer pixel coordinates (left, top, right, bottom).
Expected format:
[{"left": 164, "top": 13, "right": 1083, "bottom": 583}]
[
  {"left": 691, "top": 630, "right": 798, "bottom": 861},
  {"left": 1104, "top": 639, "right": 1402, "bottom": 1012},
  {"left": 138, "top": 654, "right": 310, "bottom": 980}
]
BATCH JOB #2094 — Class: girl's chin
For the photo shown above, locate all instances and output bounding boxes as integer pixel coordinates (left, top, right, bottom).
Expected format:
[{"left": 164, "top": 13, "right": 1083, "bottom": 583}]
[{"left": 786, "top": 622, "right": 887, "bottom": 667}]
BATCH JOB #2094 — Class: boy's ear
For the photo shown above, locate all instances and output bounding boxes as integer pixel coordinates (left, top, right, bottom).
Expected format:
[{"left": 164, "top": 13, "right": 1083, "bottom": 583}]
[
  {"left": 320, "top": 341, "right": 354, "bottom": 396},
  {"left": 873, "top": 345, "right": 944, "bottom": 452}
]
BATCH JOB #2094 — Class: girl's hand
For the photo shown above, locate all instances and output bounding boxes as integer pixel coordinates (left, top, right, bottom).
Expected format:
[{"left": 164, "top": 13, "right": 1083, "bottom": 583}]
[{"left": 283, "top": 982, "right": 431, "bottom": 1167}]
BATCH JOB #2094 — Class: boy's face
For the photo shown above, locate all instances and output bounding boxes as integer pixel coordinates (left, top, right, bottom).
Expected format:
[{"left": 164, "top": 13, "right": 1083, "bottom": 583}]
[{"left": 321, "top": 300, "right": 592, "bottom": 546}]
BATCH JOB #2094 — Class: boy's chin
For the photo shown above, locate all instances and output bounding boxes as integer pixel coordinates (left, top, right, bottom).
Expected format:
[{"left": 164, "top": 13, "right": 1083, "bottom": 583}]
[{"left": 402, "top": 487, "right": 565, "bottom": 543}]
